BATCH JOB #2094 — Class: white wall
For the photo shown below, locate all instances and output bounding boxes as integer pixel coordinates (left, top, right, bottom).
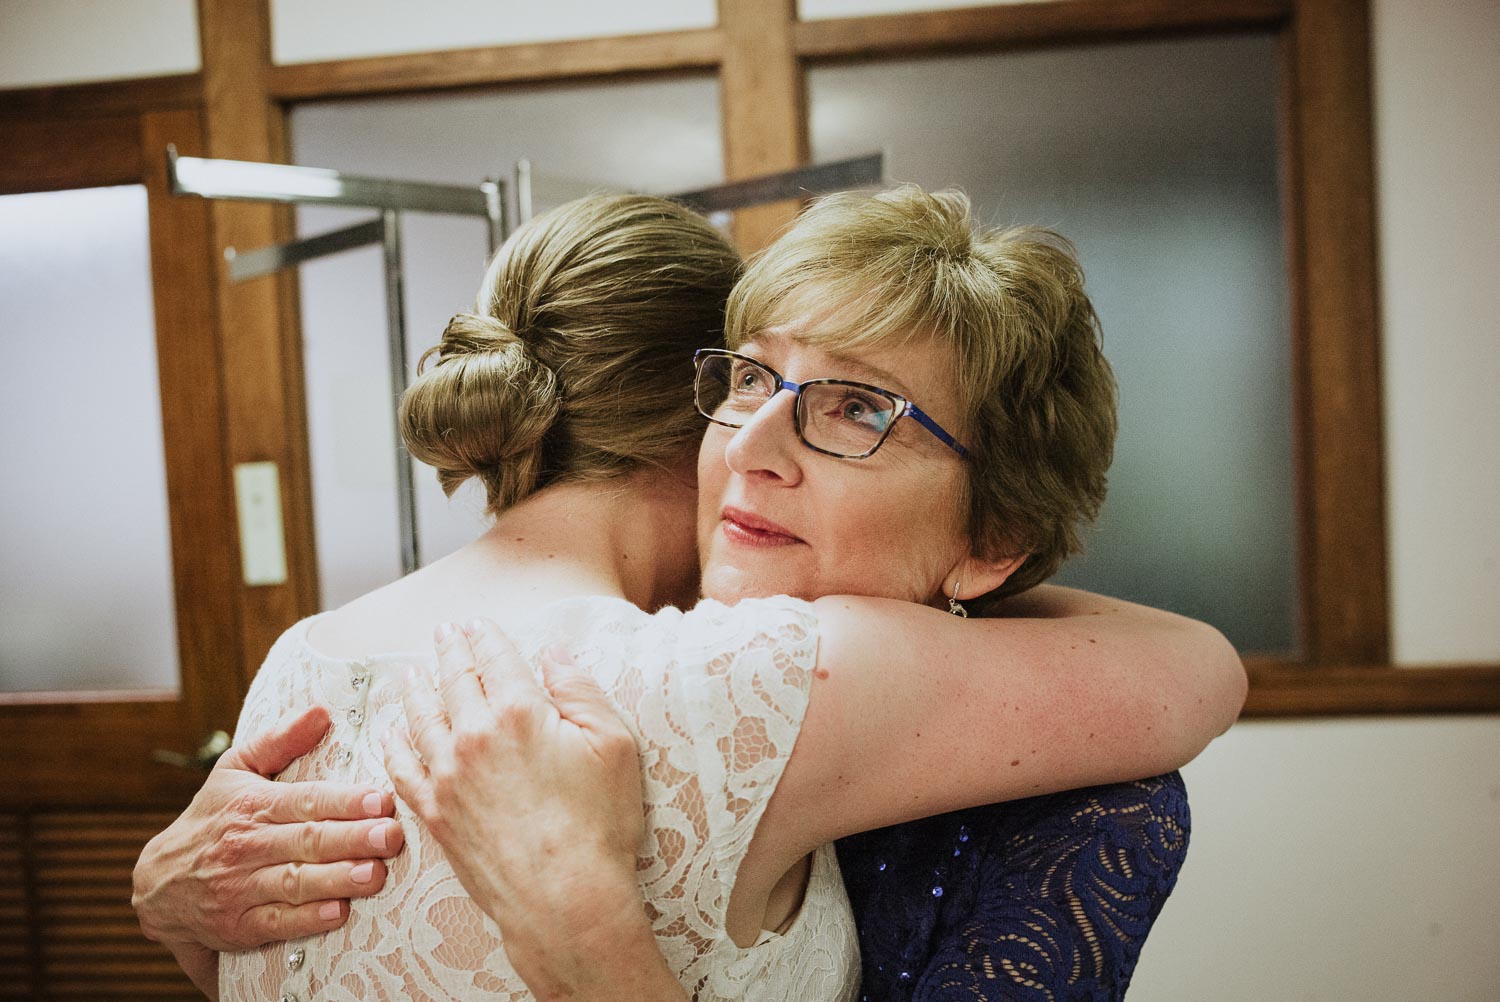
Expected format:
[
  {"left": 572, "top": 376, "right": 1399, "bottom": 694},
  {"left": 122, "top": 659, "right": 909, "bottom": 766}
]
[
  {"left": 1134, "top": 718, "right": 1500, "bottom": 1001},
  {"left": 269, "top": 0, "right": 716, "bottom": 64},
  {"left": 1374, "top": 0, "right": 1500, "bottom": 666},
  {"left": 0, "top": 0, "right": 199, "bottom": 88}
]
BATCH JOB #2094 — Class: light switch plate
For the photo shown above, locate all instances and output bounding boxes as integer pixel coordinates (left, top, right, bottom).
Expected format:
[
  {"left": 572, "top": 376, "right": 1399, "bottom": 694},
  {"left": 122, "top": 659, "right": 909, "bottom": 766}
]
[{"left": 233, "top": 461, "right": 289, "bottom": 587}]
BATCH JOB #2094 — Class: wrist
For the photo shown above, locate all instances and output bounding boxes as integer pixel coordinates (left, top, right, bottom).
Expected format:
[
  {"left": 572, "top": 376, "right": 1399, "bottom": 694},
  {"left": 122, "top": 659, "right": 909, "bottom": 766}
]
[{"left": 504, "top": 868, "right": 663, "bottom": 1001}]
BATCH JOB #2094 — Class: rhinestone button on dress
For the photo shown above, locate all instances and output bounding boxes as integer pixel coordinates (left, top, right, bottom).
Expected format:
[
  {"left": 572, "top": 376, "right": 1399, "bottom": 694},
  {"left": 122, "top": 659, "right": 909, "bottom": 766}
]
[
  {"left": 285, "top": 946, "right": 305, "bottom": 972},
  {"left": 351, "top": 671, "right": 369, "bottom": 689},
  {"left": 280, "top": 993, "right": 299, "bottom": 1002},
  {"left": 335, "top": 746, "right": 353, "bottom": 766},
  {"left": 347, "top": 707, "right": 364, "bottom": 726}
]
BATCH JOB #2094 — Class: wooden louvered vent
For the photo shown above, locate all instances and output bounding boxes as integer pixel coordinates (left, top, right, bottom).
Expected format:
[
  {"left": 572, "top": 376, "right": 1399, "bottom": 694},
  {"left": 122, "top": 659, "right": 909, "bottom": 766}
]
[{"left": 0, "top": 810, "right": 202, "bottom": 1000}]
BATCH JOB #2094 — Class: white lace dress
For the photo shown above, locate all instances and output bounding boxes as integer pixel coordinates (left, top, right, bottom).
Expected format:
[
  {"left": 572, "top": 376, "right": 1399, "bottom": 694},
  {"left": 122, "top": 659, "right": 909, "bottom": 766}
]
[{"left": 219, "top": 595, "right": 860, "bottom": 1002}]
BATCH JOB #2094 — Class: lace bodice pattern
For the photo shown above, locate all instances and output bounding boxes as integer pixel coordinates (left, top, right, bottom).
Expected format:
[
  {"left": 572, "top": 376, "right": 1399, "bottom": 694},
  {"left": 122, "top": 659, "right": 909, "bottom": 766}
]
[{"left": 220, "top": 596, "right": 859, "bottom": 1002}]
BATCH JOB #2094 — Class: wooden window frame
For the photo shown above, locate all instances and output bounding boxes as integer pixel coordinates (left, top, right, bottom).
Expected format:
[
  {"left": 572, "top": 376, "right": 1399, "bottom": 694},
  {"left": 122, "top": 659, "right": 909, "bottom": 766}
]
[{"left": 4, "top": 0, "right": 1494, "bottom": 718}]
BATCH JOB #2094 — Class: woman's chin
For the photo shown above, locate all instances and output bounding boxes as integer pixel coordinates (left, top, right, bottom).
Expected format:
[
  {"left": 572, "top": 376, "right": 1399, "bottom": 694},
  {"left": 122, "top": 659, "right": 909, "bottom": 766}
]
[{"left": 698, "top": 561, "right": 811, "bottom": 606}]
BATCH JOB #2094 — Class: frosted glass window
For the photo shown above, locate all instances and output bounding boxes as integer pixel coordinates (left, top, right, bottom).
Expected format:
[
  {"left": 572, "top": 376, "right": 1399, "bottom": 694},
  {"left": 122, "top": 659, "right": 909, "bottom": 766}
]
[
  {"left": 809, "top": 35, "right": 1296, "bottom": 654},
  {"left": 0, "top": 187, "right": 182, "bottom": 692},
  {"left": 289, "top": 75, "right": 724, "bottom": 609}
]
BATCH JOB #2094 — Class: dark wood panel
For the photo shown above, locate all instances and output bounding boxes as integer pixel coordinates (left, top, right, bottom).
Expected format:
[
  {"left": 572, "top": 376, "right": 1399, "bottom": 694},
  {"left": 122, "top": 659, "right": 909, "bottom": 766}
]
[
  {"left": 0, "top": 75, "right": 200, "bottom": 121},
  {"left": 719, "top": 0, "right": 807, "bottom": 252},
  {"left": 269, "top": 28, "right": 723, "bottom": 100},
  {"left": 0, "top": 700, "right": 201, "bottom": 807},
  {"left": 0, "top": 116, "right": 140, "bottom": 194},
  {"left": 1244, "top": 660, "right": 1500, "bottom": 716},
  {"left": 796, "top": 0, "right": 1292, "bottom": 60},
  {"left": 1, "top": 809, "right": 201, "bottom": 1001}
]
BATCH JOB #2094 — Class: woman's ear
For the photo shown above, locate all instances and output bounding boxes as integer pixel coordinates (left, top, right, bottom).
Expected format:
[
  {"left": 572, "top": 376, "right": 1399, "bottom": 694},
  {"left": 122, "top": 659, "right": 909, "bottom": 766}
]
[{"left": 942, "top": 552, "right": 1026, "bottom": 603}]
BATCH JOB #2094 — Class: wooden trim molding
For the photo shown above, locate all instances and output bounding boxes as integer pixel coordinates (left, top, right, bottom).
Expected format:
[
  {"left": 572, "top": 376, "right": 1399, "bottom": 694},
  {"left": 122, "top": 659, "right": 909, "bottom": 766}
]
[
  {"left": 1280, "top": 0, "right": 1389, "bottom": 666},
  {"left": 269, "top": 28, "right": 724, "bottom": 101},
  {"left": 795, "top": 0, "right": 1292, "bottom": 61},
  {"left": 0, "top": 74, "right": 201, "bottom": 121},
  {"left": 1244, "top": 661, "right": 1500, "bottom": 717}
]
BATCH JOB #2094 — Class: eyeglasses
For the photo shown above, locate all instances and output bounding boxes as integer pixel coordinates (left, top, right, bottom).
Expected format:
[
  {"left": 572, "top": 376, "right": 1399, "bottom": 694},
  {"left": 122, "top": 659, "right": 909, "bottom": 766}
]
[{"left": 693, "top": 348, "right": 970, "bottom": 460}]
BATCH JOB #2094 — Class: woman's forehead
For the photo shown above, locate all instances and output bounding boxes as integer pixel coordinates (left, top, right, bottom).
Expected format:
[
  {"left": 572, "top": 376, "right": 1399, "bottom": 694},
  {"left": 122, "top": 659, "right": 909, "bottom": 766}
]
[{"left": 743, "top": 324, "right": 958, "bottom": 416}]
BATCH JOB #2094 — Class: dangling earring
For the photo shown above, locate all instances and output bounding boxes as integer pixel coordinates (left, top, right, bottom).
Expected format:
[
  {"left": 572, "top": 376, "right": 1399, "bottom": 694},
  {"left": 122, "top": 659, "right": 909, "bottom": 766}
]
[{"left": 948, "top": 578, "right": 968, "bottom": 618}]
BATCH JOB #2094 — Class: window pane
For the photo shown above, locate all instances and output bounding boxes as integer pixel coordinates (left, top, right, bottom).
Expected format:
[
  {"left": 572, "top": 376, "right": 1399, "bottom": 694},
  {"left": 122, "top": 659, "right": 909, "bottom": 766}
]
[
  {"left": 289, "top": 75, "right": 725, "bottom": 609},
  {"left": 809, "top": 34, "right": 1297, "bottom": 654},
  {"left": 0, "top": 186, "right": 182, "bottom": 692}
]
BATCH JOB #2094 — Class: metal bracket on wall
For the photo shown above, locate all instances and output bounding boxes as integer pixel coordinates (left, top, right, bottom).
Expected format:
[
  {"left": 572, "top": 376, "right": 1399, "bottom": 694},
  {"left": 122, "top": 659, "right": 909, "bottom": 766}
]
[
  {"left": 168, "top": 145, "right": 509, "bottom": 577},
  {"left": 167, "top": 146, "right": 883, "bottom": 583},
  {"left": 513, "top": 152, "right": 886, "bottom": 222}
]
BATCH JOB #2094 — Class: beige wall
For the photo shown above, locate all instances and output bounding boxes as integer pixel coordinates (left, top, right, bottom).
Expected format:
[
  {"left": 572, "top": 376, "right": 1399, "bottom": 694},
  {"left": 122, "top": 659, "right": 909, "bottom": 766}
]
[{"left": 3, "top": 0, "right": 1496, "bottom": 997}]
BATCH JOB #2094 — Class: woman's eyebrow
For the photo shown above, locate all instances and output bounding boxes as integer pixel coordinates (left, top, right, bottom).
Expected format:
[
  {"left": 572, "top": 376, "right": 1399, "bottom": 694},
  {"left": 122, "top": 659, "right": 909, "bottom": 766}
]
[{"left": 825, "top": 352, "right": 915, "bottom": 399}]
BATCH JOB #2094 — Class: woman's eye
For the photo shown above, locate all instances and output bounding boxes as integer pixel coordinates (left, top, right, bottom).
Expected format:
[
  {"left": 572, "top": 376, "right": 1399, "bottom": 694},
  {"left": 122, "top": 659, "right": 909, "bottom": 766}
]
[
  {"left": 728, "top": 362, "right": 767, "bottom": 395},
  {"left": 833, "top": 393, "right": 891, "bottom": 430}
]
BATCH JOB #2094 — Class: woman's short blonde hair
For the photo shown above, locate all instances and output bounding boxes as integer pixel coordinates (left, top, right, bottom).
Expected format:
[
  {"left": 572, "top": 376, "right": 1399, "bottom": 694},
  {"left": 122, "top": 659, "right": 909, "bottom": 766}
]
[
  {"left": 727, "top": 185, "right": 1117, "bottom": 598},
  {"left": 400, "top": 194, "right": 740, "bottom": 516}
]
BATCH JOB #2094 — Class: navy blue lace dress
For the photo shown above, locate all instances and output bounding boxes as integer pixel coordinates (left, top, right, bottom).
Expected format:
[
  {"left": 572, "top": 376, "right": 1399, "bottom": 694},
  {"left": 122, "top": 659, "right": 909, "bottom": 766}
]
[{"left": 836, "top": 772, "right": 1190, "bottom": 1001}]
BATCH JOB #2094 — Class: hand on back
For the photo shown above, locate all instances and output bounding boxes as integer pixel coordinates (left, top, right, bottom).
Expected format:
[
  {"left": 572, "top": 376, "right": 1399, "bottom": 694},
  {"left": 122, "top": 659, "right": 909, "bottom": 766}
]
[{"left": 132, "top": 705, "right": 405, "bottom": 952}]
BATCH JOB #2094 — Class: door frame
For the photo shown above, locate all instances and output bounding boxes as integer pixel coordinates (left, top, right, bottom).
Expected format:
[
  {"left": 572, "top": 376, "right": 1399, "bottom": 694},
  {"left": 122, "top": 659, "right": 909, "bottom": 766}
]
[{"left": 0, "top": 106, "right": 245, "bottom": 807}]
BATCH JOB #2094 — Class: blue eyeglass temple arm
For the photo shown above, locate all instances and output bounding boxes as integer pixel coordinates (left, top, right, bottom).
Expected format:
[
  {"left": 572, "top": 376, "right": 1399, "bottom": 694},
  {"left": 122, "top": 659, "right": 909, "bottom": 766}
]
[{"left": 904, "top": 404, "right": 970, "bottom": 460}]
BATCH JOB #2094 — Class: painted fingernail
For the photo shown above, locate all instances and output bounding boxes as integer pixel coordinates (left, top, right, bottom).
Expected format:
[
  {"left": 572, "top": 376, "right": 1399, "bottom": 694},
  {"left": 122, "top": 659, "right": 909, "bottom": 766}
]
[
  {"left": 544, "top": 642, "right": 574, "bottom": 666},
  {"left": 465, "top": 618, "right": 487, "bottom": 635},
  {"left": 435, "top": 622, "right": 457, "bottom": 643},
  {"left": 362, "top": 792, "right": 384, "bottom": 816},
  {"left": 319, "top": 901, "right": 342, "bottom": 921},
  {"left": 350, "top": 861, "right": 375, "bottom": 884},
  {"left": 368, "top": 822, "right": 389, "bottom": 851}
]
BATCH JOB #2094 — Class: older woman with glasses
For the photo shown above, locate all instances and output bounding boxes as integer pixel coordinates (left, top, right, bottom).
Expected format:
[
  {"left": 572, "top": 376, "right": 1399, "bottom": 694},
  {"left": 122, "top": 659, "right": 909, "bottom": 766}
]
[{"left": 135, "top": 188, "right": 1243, "bottom": 1002}]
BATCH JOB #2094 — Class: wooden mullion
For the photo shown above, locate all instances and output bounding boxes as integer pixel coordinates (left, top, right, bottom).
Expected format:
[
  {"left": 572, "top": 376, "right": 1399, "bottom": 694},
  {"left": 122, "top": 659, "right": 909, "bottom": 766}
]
[
  {"left": 269, "top": 28, "right": 723, "bottom": 101},
  {"left": 795, "top": 0, "right": 1292, "bottom": 61},
  {"left": 719, "top": 0, "right": 807, "bottom": 253},
  {"left": 1281, "top": 0, "right": 1388, "bottom": 665},
  {"left": 198, "top": 0, "right": 320, "bottom": 688}
]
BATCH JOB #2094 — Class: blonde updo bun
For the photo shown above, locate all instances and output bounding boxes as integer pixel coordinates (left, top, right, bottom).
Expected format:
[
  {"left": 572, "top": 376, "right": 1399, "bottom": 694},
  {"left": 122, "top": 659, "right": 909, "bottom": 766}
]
[
  {"left": 400, "top": 312, "right": 560, "bottom": 512},
  {"left": 399, "top": 194, "right": 741, "bottom": 517}
]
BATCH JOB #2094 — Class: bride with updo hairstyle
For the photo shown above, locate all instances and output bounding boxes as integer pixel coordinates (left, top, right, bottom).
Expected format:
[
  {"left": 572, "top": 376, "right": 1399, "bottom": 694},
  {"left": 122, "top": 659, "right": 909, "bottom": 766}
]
[{"left": 400, "top": 193, "right": 740, "bottom": 516}]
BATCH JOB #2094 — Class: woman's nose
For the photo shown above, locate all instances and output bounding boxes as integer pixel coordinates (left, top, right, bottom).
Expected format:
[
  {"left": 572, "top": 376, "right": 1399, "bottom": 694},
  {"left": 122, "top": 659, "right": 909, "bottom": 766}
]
[{"left": 723, "top": 390, "right": 803, "bottom": 486}]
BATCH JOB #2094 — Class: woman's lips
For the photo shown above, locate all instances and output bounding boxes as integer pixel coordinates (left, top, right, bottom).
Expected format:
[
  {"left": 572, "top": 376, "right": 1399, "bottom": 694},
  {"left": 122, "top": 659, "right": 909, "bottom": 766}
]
[{"left": 720, "top": 506, "right": 803, "bottom": 547}]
